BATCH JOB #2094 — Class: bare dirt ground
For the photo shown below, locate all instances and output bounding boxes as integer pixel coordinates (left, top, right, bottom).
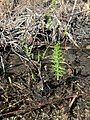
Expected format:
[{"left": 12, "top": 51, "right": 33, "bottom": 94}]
[{"left": 0, "top": 0, "right": 90, "bottom": 120}]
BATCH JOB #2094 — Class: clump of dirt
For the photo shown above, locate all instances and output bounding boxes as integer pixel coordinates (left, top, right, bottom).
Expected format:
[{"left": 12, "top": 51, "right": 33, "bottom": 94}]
[{"left": 0, "top": 0, "right": 90, "bottom": 120}]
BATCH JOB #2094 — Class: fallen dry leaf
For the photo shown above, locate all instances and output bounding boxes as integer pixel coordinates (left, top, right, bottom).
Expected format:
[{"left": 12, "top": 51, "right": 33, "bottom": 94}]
[{"left": 86, "top": 45, "right": 90, "bottom": 50}]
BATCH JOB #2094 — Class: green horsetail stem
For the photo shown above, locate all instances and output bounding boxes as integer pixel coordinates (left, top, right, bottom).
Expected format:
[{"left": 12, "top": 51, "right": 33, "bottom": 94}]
[{"left": 51, "top": 42, "right": 65, "bottom": 80}]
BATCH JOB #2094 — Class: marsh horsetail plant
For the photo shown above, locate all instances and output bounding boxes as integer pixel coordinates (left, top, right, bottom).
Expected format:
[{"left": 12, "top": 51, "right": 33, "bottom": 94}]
[{"left": 51, "top": 42, "right": 65, "bottom": 80}]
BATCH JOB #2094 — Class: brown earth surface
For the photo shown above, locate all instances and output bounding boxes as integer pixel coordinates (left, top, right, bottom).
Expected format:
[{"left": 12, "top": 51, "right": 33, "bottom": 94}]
[{"left": 0, "top": 0, "right": 90, "bottom": 120}]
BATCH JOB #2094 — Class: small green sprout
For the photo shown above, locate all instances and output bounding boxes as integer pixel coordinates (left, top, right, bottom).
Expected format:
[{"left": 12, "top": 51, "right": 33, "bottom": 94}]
[
  {"left": 20, "top": 39, "right": 33, "bottom": 59},
  {"left": 51, "top": 42, "right": 65, "bottom": 80},
  {"left": 51, "top": 0, "right": 57, "bottom": 6}
]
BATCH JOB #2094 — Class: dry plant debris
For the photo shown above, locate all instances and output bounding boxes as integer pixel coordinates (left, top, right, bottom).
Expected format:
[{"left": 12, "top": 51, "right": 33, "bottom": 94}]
[{"left": 0, "top": 0, "right": 90, "bottom": 120}]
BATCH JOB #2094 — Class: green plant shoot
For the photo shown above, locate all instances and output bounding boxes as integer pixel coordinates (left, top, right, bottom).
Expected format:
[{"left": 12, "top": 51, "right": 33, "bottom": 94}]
[
  {"left": 51, "top": 0, "right": 57, "bottom": 6},
  {"left": 20, "top": 39, "right": 33, "bottom": 59},
  {"left": 51, "top": 42, "right": 65, "bottom": 80}
]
